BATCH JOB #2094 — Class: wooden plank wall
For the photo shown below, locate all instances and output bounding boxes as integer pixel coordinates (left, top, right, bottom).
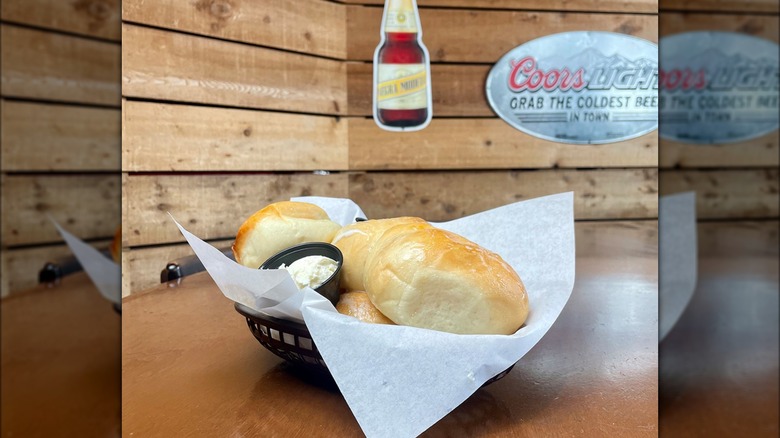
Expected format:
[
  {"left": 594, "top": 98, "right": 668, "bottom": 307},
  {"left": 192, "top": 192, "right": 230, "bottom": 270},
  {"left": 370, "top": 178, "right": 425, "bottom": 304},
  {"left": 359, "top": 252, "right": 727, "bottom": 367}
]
[
  {"left": 0, "top": 1, "right": 121, "bottom": 296},
  {"left": 658, "top": 2, "right": 779, "bottom": 259},
  {"left": 121, "top": 0, "right": 660, "bottom": 294}
]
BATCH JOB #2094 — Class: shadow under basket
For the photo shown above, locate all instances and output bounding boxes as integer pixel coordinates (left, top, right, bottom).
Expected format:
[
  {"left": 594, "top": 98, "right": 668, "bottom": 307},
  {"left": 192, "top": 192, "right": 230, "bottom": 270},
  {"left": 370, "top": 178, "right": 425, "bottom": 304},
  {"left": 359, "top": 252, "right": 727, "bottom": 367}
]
[{"left": 235, "top": 303, "right": 514, "bottom": 386}]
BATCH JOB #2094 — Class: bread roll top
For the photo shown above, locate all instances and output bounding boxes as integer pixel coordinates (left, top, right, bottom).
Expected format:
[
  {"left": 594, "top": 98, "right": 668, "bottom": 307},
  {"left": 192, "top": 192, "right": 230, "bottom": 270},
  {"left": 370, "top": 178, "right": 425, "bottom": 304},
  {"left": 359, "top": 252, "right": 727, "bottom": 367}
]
[
  {"left": 364, "top": 225, "right": 529, "bottom": 335},
  {"left": 233, "top": 201, "right": 341, "bottom": 269},
  {"left": 331, "top": 217, "right": 428, "bottom": 291}
]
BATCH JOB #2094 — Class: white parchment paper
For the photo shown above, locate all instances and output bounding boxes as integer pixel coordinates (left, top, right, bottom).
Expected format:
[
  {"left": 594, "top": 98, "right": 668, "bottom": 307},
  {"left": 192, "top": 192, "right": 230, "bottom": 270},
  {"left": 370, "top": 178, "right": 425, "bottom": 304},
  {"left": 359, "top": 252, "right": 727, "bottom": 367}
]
[
  {"left": 172, "top": 193, "right": 576, "bottom": 437},
  {"left": 51, "top": 221, "right": 121, "bottom": 305},
  {"left": 658, "top": 192, "right": 697, "bottom": 341}
]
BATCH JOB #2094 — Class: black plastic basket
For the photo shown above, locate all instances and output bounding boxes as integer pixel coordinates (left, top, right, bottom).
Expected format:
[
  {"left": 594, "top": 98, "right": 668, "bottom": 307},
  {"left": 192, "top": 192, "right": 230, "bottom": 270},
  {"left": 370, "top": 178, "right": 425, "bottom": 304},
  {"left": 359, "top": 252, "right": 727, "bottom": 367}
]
[{"left": 235, "top": 302, "right": 514, "bottom": 385}]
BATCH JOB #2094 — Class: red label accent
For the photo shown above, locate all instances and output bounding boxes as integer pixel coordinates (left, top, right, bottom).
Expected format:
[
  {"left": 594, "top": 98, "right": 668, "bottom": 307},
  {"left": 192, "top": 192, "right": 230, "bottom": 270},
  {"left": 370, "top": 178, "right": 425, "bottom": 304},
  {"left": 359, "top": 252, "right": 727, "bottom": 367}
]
[
  {"left": 659, "top": 68, "right": 707, "bottom": 90},
  {"left": 508, "top": 56, "right": 586, "bottom": 92}
]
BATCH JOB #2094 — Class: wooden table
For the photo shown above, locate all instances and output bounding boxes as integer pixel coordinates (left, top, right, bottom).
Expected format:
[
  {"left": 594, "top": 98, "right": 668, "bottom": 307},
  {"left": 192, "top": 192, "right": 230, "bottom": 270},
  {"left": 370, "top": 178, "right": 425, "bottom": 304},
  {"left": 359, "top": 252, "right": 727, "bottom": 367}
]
[
  {"left": 660, "top": 255, "right": 779, "bottom": 437},
  {"left": 1, "top": 272, "right": 121, "bottom": 437},
  {"left": 122, "top": 222, "right": 659, "bottom": 437}
]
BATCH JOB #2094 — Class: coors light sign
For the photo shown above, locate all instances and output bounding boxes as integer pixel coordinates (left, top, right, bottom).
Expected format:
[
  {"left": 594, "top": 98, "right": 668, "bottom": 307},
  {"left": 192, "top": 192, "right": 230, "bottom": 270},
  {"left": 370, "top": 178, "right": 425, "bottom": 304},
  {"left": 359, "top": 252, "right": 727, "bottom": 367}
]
[{"left": 373, "top": 0, "right": 432, "bottom": 131}]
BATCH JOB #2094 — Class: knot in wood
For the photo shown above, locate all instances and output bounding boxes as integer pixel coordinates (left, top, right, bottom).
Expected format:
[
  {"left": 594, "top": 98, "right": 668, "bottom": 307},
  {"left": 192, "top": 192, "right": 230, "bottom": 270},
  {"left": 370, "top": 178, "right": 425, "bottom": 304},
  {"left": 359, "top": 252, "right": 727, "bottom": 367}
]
[{"left": 209, "top": 0, "right": 234, "bottom": 19}]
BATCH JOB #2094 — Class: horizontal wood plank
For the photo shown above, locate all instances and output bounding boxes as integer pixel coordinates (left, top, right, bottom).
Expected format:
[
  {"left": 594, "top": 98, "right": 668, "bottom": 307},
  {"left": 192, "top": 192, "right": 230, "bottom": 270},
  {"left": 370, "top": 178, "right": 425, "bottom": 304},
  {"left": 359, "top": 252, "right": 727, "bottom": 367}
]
[
  {"left": 1, "top": 100, "right": 120, "bottom": 171},
  {"left": 660, "top": 12, "right": 779, "bottom": 41},
  {"left": 123, "top": 173, "right": 349, "bottom": 246},
  {"left": 122, "top": 24, "right": 347, "bottom": 115},
  {"left": 348, "top": 118, "right": 658, "bottom": 169},
  {"left": 121, "top": 102, "right": 657, "bottom": 171},
  {"left": 1, "top": 240, "right": 111, "bottom": 297},
  {"left": 659, "top": 0, "right": 779, "bottom": 13},
  {"left": 347, "top": 62, "right": 492, "bottom": 116},
  {"left": 336, "top": 0, "right": 657, "bottom": 13},
  {"left": 121, "top": 239, "right": 233, "bottom": 296},
  {"left": 347, "top": 6, "right": 658, "bottom": 62},
  {"left": 697, "top": 220, "right": 779, "bottom": 257},
  {"left": 0, "top": 0, "right": 120, "bottom": 40},
  {"left": 660, "top": 169, "right": 779, "bottom": 219},
  {"left": 660, "top": 132, "right": 779, "bottom": 169},
  {"left": 0, "top": 24, "right": 120, "bottom": 105},
  {"left": 348, "top": 169, "right": 658, "bottom": 221},
  {"left": 576, "top": 220, "right": 657, "bottom": 258},
  {"left": 122, "top": 0, "right": 346, "bottom": 59},
  {"left": 122, "top": 101, "right": 348, "bottom": 172},
  {"left": 0, "top": 174, "right": 121, "bottom": 246}
]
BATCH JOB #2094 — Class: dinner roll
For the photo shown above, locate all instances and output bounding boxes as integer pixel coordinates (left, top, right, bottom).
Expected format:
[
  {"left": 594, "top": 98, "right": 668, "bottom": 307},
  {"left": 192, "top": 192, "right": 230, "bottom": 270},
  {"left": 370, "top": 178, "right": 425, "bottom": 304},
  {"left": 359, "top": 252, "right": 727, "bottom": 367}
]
[
  {"left": 233, "top": 202, "right": 341, "bottom": 269},
  {"left": 364, "top": 225, "right": 529, "bottom": 335},
  {"left": 331, "top": 217, "right": 430, "bottom": 291},
  {"left": 336, "top": 291, "right": 395, "bottom": 325}
]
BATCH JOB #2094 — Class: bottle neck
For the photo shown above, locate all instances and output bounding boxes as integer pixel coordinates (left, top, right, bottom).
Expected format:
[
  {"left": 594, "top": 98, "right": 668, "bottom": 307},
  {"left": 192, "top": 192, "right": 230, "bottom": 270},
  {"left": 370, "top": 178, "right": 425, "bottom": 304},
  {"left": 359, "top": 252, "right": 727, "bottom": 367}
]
[
  {"left": 382, "top": 0, "right": 419, "bottom": 34},
  {"left": 385, "top": 32, "right": 418, "bottom": 44}
]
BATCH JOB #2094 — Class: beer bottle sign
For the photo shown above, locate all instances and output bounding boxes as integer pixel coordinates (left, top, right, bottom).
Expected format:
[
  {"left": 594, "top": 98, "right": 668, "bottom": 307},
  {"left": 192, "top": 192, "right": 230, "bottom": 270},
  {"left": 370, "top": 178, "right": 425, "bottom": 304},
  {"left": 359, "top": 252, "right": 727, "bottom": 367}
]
[{"left": 373, "top": 0, "right": 433, "bottom": 132}]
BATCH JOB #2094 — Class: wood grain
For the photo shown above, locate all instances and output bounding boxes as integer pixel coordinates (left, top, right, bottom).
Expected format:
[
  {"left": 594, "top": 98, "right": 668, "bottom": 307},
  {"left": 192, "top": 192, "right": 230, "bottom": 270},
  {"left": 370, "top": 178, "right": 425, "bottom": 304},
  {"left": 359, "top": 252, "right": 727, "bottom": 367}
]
[
  {"left": 1, "top": 100, "right": 120, "bottom": 171},
  {"left": 659, "top": 0, "right": 779, "bottom": 13},
  {"left": 347, "top": 62, "right": 492, "bottom": 116},
  {"left": 121, "top": 101, "right": 657, "bottom": 171},
  {"left": 121, "top": 239, "right": 233, "bottom": 296},
  {"left": 576, "top": 220, "right": 658, "bottom": 259},
  {"left": 660, "top": 133, "right": 779, "bottom": 169},
  {"left": 0, "top": 0, "right": 120, "bottom": 40},
  {"left": 0, "top": 240, "right": 110, "bottom": 297},
  {"left": 0, "top": 174, "right": 121, "bottom": 246},
  {"left": 122, "top": 0, "right": 346, "bottom": 59},
  {"left": 660, "top": 12, "right": 779, "bottom": 41},
  {"left": 122, "top": 24, "right": 347, "bottom": 115},
  {"left": 123, "top": 173, "right": 349, "bottom": 246},
  {"left": 122, "top": 100, "right": 348, "bottom": 172},
  {"left": 348, "top": 118, "right": 658, "bottom": 169},
  {"left": 660, "top": 169, "right": 779, "bottom": 219},
  {"left": 347, "top": 6, "right": 658, "bottom": 62},
  {"left": 348, "top": 169, "right": 658, "bottom": 221},
  {"left": 335, "top": 0, "right": 657, "bottom": 13},
  {"left": 0, "top": 24, "right": 120, "bottom": 105},
  {"left": 697, "top": 220, "right": 779, "bottom": 257}
]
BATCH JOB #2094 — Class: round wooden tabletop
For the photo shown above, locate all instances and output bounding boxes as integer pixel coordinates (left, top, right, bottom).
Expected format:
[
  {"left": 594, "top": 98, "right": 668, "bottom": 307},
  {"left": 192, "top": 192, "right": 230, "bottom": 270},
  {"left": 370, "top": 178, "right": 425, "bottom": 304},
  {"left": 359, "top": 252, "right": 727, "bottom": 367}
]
[
  {"left": 122, "top": 223, "right": 659, "bottom": 437},
  {"left": 1, "top": 272, "right": 121, "bottom": 437}
]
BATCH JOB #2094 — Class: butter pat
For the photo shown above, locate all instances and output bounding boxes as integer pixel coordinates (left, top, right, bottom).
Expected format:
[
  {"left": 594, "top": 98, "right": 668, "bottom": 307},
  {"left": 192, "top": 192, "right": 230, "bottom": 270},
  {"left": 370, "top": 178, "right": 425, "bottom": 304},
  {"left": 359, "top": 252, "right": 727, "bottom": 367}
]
[{"left": 280, "top": 255, "right": 338, "bottom": 289}]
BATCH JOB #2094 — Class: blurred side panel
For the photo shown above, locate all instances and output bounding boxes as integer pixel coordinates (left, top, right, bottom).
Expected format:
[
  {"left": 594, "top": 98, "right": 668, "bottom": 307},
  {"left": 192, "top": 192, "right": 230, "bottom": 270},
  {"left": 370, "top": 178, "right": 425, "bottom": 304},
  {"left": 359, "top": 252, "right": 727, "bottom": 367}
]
[
  {"left": 659, "top": 1, "right": 779, "bottom": 437},
  {"left": 1, "top": 1, "right": 121, "bottom": 437}
]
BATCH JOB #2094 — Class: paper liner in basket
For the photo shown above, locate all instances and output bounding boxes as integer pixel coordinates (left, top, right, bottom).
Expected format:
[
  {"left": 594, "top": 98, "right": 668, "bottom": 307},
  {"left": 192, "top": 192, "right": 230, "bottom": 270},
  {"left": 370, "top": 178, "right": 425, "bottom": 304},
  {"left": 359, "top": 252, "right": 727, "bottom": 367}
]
[
  {"left": 51, "top": 220, "right": 121, "bottom": 305},
  {"left": 171, "top": 193, "right": 575, "bottom": 438},
  {"left": 659, "top": 192, "right": 697, "bottom": 341}
]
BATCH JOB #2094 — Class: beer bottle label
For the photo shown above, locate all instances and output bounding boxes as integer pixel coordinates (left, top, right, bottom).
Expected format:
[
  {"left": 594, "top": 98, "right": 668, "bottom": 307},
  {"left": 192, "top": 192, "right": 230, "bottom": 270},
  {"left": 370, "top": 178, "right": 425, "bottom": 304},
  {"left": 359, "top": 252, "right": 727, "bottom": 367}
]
[
  {"left": 376, "top": 63, "right": 427, "bottom": 110},
  {"left": 384, "top": 0, "right": 418, "bottom": 33}
]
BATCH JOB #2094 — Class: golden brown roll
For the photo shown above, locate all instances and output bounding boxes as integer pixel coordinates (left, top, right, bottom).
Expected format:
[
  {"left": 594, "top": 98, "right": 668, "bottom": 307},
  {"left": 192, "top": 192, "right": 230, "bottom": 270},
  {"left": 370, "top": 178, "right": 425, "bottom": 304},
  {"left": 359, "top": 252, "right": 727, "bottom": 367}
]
[
  {"left": 233, "top": 202, "right": 341, "bottom": 269},
  {"left": 364, "top": 225, "right": 529, "bottom": 335},
  {"left": 110, "top": 226, "right": 121, "bottom": 263},
  {"left": 331, "top": 217, "right": 430, "bottom": 291},
  {"left": 336, "top": 291, "right": 395, "bottom": 325}
]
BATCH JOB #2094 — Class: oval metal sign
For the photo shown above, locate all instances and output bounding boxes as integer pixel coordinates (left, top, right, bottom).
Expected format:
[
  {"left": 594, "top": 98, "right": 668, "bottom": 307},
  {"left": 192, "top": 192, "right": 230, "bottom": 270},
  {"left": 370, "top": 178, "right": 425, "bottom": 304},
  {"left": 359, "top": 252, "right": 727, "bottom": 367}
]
[
  {"left": 486, "top": 31, "right": 658, "bottom": 144},
  {"left": 659, "top": 32, "right": 779, "bottom": 144}
]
